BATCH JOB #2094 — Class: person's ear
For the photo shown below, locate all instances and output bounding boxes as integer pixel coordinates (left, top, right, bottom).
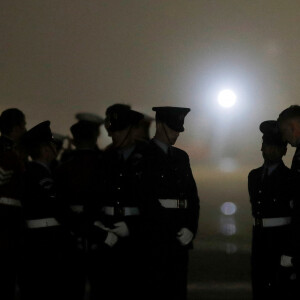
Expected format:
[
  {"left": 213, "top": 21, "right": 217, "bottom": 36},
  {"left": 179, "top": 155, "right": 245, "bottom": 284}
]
[{"left": 156, "top": 121, "right": 161, "bottom": 131}]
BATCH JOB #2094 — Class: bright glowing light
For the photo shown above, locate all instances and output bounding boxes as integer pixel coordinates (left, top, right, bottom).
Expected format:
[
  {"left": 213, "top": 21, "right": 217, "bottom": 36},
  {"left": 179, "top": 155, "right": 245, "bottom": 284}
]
[
  {"left": 220, "top": 202, "right": 237, "bottom": 215},
  {"left": 218, "top": 89, "right": 237, "bottom": 108}
]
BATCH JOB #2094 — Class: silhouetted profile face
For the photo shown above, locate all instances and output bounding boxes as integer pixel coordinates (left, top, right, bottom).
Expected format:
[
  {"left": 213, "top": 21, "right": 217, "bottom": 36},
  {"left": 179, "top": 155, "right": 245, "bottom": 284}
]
[
  {"left": 0, "top": 108, "right": 27, "bottom": 141},
  {"left": 14, "top": 118, "right": 27, "bottom": 140},
  {"left": 44, "top": 141, "right": 58, "bottom": 162},
  {"left": 156, "top": 122, "right": 180, "bottom": 146},
  {"left": 279, "top": 120, "right": 298, "bottom": 146},
  {"left": 111, "top": 126, "right": 132, "bottom": 148},
  {"left": 261, "top": 142, "right": 286, "bottom": 163}
]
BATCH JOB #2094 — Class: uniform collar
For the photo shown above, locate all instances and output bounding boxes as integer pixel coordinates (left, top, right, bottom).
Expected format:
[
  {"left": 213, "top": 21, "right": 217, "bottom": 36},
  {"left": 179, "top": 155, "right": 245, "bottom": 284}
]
[
  {"left": 263, "top": 160, "right": 282, "bottom": 175},
  {"left": 118, "top": 145, "right": 135, "bottom": 161},
  {"left": 152, "top": 138, "right": 169, "bottom": 154}
]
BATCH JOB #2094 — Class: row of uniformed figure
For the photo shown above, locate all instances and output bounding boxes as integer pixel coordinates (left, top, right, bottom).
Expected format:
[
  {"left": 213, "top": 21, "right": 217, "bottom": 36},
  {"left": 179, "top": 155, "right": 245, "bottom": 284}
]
[
  {"left": 248, "top": 105, "right": 300, "bottom": 300},
  {"left": 0, "top": 104, "right": 200, "bottom": 300}
]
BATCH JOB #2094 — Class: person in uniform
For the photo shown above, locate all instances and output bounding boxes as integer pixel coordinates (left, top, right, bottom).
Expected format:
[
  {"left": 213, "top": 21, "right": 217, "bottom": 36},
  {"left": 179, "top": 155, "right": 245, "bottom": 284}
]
[
  {"left": 0, "top": 108, "right": 26, "bottom": 299},
  {"left": 87, "top": 106, "right": 146, "bottom": 300},
  {"left": 248, "top": 120, "right": 295, "bottom": 300},
  {"left": 141, "top": 106, "right": 200, "bottom": 300},
  {"left": 103, "top": 103, "right": 131, "bottom": 151},
  {"left": 277, "top": 105, "right": 300, "bottom": 296},
  {"left": 60, "top": 112, "right": 104, "bottom": 163},
  {"left": 18, "top": 121, "right": 69, "bottom": 300},
  {"left": 54, "top": 120, "right": 104, "bottom": 300}
]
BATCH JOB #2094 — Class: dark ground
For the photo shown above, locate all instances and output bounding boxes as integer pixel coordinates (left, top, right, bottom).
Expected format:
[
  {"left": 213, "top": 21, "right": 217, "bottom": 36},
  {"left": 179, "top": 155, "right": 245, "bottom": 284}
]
[
  {"left": 14, "top": 244, "right": 252, "bottom": 300},
  {"left": 187, "top": 247, "right": 252, "bottom": 300}
]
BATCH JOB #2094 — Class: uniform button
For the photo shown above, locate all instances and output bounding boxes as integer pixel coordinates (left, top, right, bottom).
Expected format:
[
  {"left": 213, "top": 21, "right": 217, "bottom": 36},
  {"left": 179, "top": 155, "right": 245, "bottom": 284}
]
[
  {"left": 120, "top": 173, "right": 123, "bottom": 177},
  {"left": 258, "top": 201, "right": 261, "bottom": 204},
  {"left": 257, "top": 211, "right": 260, "bottom": 215},
  {"left": 117, "top": 187, "right": 121, "bottom": 190},
  {"left": 273, "top": 198, "right": 276, "bottom": 202},
  {"left": 117, "top": 201, "right": 120, "bottom": 205},
  {"left": 258, "top": 190, "right": 262, "bottom": 194},
  {"left": 161, "top": 175, "right": 164, "bottom": 178}
]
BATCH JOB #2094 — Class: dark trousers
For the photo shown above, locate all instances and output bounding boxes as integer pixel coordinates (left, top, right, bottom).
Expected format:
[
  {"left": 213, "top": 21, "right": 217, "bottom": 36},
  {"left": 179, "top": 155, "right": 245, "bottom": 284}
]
[
  {"left": 0, "top": 210, "right": 23, "bottom": 300},
  {"left": 251, "top": 226, "right": 295, "bottom": 300},
  {"left": 0, "top": 247, "right": 19, "bottom": 300},
  {"left": 145, "top": 243, "right": 189, "bottom": 300},
  {"left": 64, "top": 237, "right": 88, "bottom": 300},
  {"left": 18, "top": 227, "right": 69, "bottom": 300},
  {"left": 88, "top": 237, "right": 142, "bottom": 300}
]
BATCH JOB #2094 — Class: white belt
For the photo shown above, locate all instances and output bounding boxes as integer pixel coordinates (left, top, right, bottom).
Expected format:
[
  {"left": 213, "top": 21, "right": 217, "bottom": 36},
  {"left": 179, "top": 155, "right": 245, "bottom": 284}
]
[
  {"left": 26, "top": 218, "right": 60, "bottom": 229},
  {"left": 253, "top": 217, "right": 292, "bottom": 227},
  {"left": 158, "top": 199, "right": 188, "bottom": 209},
  {"left": 0, "top": 197, "right": 22, "bottom": 207},
  {"left": 70, "top": 205, "right": 84, "bottom": 213},
  {"left": 102, "top": 206, "right": 140, "bottom": 216}
]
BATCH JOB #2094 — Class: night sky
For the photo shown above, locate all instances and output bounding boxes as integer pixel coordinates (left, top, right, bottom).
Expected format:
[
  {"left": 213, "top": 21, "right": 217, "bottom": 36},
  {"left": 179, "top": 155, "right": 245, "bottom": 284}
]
[{"left": 2, "top": 1, "right": 300, "bottom": 287}]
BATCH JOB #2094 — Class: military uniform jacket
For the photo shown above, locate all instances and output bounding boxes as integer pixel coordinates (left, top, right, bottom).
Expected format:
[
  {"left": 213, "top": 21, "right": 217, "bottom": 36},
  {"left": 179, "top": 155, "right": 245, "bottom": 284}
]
[
  {"left": 289, "top": 145, "right": 300, "bottom": 265},
  {"left": 88, "top": 142, "right": 147, "bottom": 244},
  {"left": 54, "top": 149, "right": 103, "bottom": 236},
  {"left": 141, "top": 140, "right": 200, "bottom": 247},
  {"left": 248, "top": 160, "right": 294, "bottom": 255},
  {"left": 0, "top": 136, "right": 24, "bottom": 200},
  {"left": 0, "top": 136, "right": 24, "bottom": 234},
  {"left": 248, "top": 161, "right": 293, "bottom": 219},
  {"left": 21, "top": 161, "right": 60, "bottom": 222}
]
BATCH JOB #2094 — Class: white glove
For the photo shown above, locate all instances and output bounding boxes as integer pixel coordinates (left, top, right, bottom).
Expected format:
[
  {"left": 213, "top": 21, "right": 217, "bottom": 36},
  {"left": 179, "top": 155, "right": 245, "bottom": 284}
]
[
  {"left": 104, "top": 232, "right": 119, "bottom": 247},
  {"left": 176, "top": 228, "right": 194, "bottom": 246},
  {"left": 94, "top": 221, "right": 110, "bottom": 231},
  {"left": 111, "top": 221, "right": 129, "bottom": 237},
  {"left": 280, "top": 255, "right": 293, "bottom": 267}
]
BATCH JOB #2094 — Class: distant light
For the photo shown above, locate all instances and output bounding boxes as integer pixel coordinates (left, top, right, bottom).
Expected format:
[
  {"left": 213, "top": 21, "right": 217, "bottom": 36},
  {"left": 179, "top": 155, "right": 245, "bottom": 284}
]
[
  {"left": 225, "top": 243, "right": 238, "bottom": 254},
  {"left": 221, "top": 202, "right": 237, "bottom": 215},
  {"left": 220, "top": 222, "right": 237, "bottom": 236},
  {"left": 220, "top": 216, "right": 237, "bottom": 236},
  {"left": 218, "top": 89, "right": 237, "bottom": 108}
]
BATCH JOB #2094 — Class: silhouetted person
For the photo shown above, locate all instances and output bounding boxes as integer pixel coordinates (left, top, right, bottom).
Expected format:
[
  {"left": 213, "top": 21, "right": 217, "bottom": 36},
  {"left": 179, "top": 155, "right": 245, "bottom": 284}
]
[
  {"left": 88, "top": 107, "right": 146, "bottom": 300},
  {"left": 60, "top": 112, "right": 104, "bottom": 162},
  {"left": 277, "top": 105, "right": 300, "bottom": 296},
  {"left": 248, "top": 120, "right": 295, "bottom": 300},
  {"left": 0, "top": 108, "right": 26, "bottom": 300},
  {"left": 54, "top": 120, "right": 104, "bottom": 300},
  {"left": 75, "top": 112, "right": 104, "bottom": 152},
  {"left": 18, "top": 121, "right": 69, "bottom": 300},
  {"left": 141, "top": 106, "right": 200, "bottom": 300}
]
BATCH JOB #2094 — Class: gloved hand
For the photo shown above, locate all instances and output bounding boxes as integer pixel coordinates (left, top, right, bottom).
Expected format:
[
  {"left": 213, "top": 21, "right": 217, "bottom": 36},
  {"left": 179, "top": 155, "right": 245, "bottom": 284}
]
[
  {"left": 104, "top": 232, "right": 119, "bottom": 247},
  {"left": 280, "top": 255, "right": 293, "bottom": 267},
  {"left": 111, "top": 221, "right": 130, "bottom": 237},
  {"left": 176, "top": 228, "right": 194, "bottom": 246},
  {"left": 94, "top": 221, "right": 110, "bottom": 231}
]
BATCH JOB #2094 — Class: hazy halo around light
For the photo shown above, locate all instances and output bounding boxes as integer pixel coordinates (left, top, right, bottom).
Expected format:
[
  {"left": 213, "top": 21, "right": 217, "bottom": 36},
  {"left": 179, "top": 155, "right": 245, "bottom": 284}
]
[{"left": 218, "top": 89, "right": 237, "bottom": 108}]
